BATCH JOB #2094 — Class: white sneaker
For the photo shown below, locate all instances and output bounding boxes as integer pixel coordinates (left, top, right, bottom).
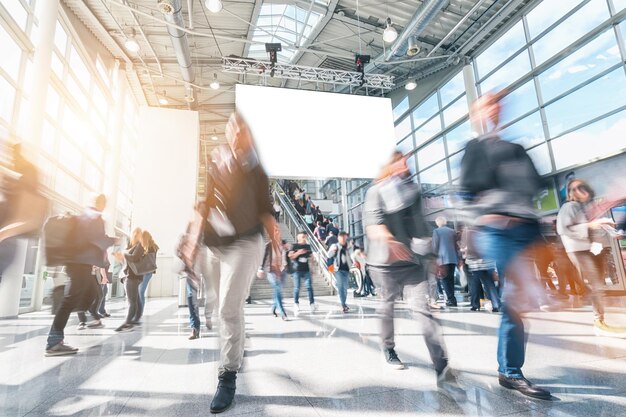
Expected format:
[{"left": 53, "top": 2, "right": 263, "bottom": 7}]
[
  {"left": 310, "top": 303, "right": 318, "bottom": 313},
  {"left": 294, "top": 304, "right": 300, "bottom": 317},
  {"left": 594, "top": 319, "right": 626, "bottom": 338},
  {"left": 77, "top": 322, "right": 87, "bottom": 330}
]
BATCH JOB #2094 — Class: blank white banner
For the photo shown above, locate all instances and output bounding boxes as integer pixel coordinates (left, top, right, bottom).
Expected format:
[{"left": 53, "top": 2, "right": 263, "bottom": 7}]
[{"left": 235, "top": 84, "right": 396, "bottom": 179}]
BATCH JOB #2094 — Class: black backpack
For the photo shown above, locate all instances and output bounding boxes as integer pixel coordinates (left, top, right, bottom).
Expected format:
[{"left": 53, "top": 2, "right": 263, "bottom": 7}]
[{"left": 43, "top": 214, "right": 80, "bottom": 266}]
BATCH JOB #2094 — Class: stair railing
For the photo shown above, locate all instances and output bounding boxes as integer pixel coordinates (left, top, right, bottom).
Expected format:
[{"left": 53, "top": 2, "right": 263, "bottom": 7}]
[{"left": 273, "top": 183, "right": 336, "bottom": 291}]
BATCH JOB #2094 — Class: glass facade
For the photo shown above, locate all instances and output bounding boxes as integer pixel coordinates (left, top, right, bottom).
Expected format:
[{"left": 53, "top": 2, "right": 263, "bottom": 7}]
[
  {"left": 347, "top": 0, "right": 626, "bottom": 243},
  {"left": 0, "top": 0, "right": 139, "bottom": 311}
]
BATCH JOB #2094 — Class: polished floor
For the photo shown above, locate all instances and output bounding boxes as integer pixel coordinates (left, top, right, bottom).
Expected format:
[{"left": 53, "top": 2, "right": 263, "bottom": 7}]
[{"left": 1, "top": 293, "right": 625, "bottom": 417}]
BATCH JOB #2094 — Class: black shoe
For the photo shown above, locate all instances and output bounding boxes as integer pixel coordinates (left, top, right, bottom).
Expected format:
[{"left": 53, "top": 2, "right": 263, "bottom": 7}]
[
  {"left": 245, "top": 296, "right": 252, "bottom": 304},
  {"left": 210, "top": 370, "right": 237, "bottom": 413},
  {"left": 498, "top": 375, "right": 551, "bottom": 400},
  {"left": 446, "top": 302, "right": 458, "bottom": 307},
  {"left": 492, "top": 307, "right": 499, "bottom": 313},
  {"left": 384, "top": 348, "right": 405, "bottom": 370},
  {"left": 470, "top": 307, "right": 479, "bottom": 311},
  {"left": 271, "top": 308, "right": 277, "bottom": 317}
]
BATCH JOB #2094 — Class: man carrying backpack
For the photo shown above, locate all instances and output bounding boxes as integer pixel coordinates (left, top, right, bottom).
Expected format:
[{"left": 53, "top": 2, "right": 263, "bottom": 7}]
[{"left": 45, "top": 194, "right": 114, "bottom": 356}]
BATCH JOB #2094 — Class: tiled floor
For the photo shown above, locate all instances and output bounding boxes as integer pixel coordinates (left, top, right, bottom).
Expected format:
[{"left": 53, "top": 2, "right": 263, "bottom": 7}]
[{"left": 0, "top": 294, "right": 625, "bottom": 417}]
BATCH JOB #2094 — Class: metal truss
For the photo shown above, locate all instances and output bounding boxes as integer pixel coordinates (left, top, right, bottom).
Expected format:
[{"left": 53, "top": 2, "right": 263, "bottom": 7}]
[{"left": 221, "top": 57, "right": 395, "bottom": 90}]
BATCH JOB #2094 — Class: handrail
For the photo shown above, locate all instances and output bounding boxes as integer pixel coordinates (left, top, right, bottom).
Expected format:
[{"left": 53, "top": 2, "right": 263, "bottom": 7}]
[{"left": 273, "top": 182, "right": 336, "bottom": 290}]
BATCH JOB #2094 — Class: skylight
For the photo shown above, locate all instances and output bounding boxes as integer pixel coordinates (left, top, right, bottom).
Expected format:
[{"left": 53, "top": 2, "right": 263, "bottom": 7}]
[{"left": 248, "top": 2, "right": 326, "bottom": 63}]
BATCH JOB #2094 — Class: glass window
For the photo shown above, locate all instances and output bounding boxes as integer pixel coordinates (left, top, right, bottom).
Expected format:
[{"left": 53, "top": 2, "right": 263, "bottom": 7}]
[
  {"left": 95, "top": 56, "right": 109, "bottom": 86},
  {"left": 499, "top": 80, "right": 539, "bottom": 126},
  {"left": 393, "top": 96, "right": 409, "bottom": 121},
  {"left": 544, "top": 67, "right": 626, "bottom": 137},
  {"left": 84, "top": 165, "right": 102, "bottom": 191},
  {"left": 58, "top": 136, "right": 82, "bottom": 176},
  {"left": 414, "top": 116, "right": 442, "bottom": 146},
  {"left": 70, "top": 46, "right": 92, "bottom": 87},
  {"left": 614, "top": 0, "right": 626, "bottom": 12},
  {"left": 22, "top": 58, "right": 34, "bottom": 97},
  {"left": 51, "top": 51, "right": 63, "bottom": 79},
  {"left": 445, "top": 119, "right": 473, "bottom": 154},
  {"left": 500, "top": 111, "right": 545, "bottom": 149},
  {"left": 67, "top": 75, "right": 88, "bottom": 109},
  {"left": 476, "top": 20, "right": 526, "bottom": 79},
  {"left": 527, "top": 144, "right": 552, "bottom": 175},
  {"left": 395, "top": 116, "right": 412, "bottom": 141},
  {"left": 526, "top": 0, "right": 585, "bottom": 39},
  {"left": 550, "top": 109, "right": 626, "bottom": 170},
  {"left": 439, "top": 72, "right": 465, "bottom": 107},
  {"left": 532, "top": 0, "right": 610, "bottom": 66},
  {"left": 417, "top": 138, "right": 445, "bottom": 170},
  {"left": 0, "top": 25, "right": 22, "bottom": 81},
  {"left": 448, "top": 151, "right": 464, "bottom": 180},
  {"left": 538, "top": 29, "right": 621, "bottom": 103},
  {"left": 411, "top": 93, "right": 439, "bottom": 127},
  {"left": 442, "top": 95, "right": 468, "bottom": 127},
  {"left": 54, "top": 21, "right": 68, "bottom": 54},
  {"left": 46, "top": 85, "right": 60, "bottom": 118},
  {"left": 55, "top": 170, "right": 80, "bottom": 201},
  {"left": 0, "top": 0, "right": 28, "bottom": 29},
  {"left": 41, "top": 119, "right": 56, "bottom": 156},
  {"left": 480, "top": 49, "right": 532, "bottom": 93},
  {"left": 419, "top": 160, "right": 449, "bottom": 188},
  {"left": 0, "top": 75, "right": 15, "bottom": 122},
  {"left": 397, "top": 135, "right": 414, "bottom": 155}
]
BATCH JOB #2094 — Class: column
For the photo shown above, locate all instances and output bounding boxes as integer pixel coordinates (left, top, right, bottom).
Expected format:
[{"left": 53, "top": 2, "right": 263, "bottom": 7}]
[
  {"left": 462, "top": 62, "right": 483, "bottom": 136},
  {"left": 340, "top": 179, "right": 349, "bottom": 233}
]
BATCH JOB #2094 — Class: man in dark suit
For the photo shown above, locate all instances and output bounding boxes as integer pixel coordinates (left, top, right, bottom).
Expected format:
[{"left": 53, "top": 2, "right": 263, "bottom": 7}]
[{"left": 432, "top": 216, "right": 459, "bottom": 306}]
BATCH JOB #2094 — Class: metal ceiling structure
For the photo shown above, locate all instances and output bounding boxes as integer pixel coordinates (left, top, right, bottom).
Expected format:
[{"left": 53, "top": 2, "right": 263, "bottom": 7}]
[{"left": 63, "top": 0, "right": 533, "bottom": 144}]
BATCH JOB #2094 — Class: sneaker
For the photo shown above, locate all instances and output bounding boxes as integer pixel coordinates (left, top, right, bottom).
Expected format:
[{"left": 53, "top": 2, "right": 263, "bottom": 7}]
[
  {"left": 384, "top": 348, "right": 405, "bottom": 370},
  {"left": 294, "top": 303, "right": 300, "bottom": 317},
  {"left": 45, "top": 342, "right": 79, "bottom": 357},
  {"left": 310, "top": 303, "right": 318, "bottom": 313},
  {"left": 342, "top": 305, "right": 350, "bottom": 313},
  {"left": 437, "top": 366, "right": 467, "bottom": 401},
  {"left": 114, "top": 323, "right": 134, "bottom": 333},
  {"left": 429, "top": 302, "right": 443, "bottom": 310},
  {"left": 594, "top": 319, "right": 626, "bottom": 338},
  {"left": 86, "top": 320, "right": 104, "bottom": 329},
  {"left": 206, "top": 319, "right": 213, "bottom": 331},
  {"left": 77, "top": 322, "right": 87, "bottom": 330},
  {"left": 188, "top": 328, "right": 200, "bottom": 340},
  {"left": 131, "top": 321, "right": 142, "bottom": 326}
]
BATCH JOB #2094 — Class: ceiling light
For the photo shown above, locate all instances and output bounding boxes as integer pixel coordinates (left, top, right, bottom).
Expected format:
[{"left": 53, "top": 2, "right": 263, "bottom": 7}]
[
  {"left": 158, "top": 97, "right": 169, "bottom": 105},
  {"left": 205, "top": 0, "right": 223, "bottom": 13},
  {"left": 405, "top": 80, "right": 417, "bottom": 91},
  {"left": 383, "top": 18, "right": 398, "bottom": 43},
  {"left": 211, "top": 129, "right": 218, "bottom": 141},
  {"left": 124, "top": 28, "right": 140, "bottom": 53},
  {"left": 210, "top": 73, "right": 220, "bottom": 90}
]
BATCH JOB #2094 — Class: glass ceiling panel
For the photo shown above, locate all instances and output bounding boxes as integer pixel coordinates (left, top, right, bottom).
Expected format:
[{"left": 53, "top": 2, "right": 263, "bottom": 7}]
[{"left": 249, "top": 2, "right": 326, "bottom": 64}]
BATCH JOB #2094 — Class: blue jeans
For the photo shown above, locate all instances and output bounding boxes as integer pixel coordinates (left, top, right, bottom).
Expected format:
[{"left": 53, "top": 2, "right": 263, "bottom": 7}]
[
  {"left": 476, "top": 221, "right": 541, "bottom": 379},
  {"left": 135, "top": 273, "right": 153, "bottom": 321},
  {"left": 293, "top": 271, "right": 314, "bottom": 305},
  {"left": 335, "top": 270, "right": 350, "bottom": 307},
  {"left": 468, "top": 269, "right": 500, "bottom": 310},
  {"left": 268, "top": 272, "right": 286, "bottom": 316},
  {"left": 186, "top": 280, "right": 201, "bottom": 330}
]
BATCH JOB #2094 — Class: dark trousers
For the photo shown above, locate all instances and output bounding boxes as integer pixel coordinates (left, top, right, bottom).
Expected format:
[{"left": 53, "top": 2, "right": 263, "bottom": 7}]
[
  {"left": 370, "top": 264, "right": 448, "bottom": 374},
  {"left": 439, "top": 264, "right": 457, "bottom": 304},
  {"left": 77, "top": 276, "right": 103, "bottom": 323},
  {"left": 124, "top": 278, "right": 141, "bottom": 325},
  {"left": 468, "top": 269, "right": 500, "bottom": 310},
  {"left": 98, "top": 284, "right": 108, "bottom": 315},
  {"left": 47, "top": 264, "right": 93, "bottom": 348}
]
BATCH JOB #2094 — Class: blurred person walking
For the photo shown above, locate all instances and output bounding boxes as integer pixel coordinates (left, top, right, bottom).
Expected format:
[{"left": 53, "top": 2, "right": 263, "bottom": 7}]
[
  {"left": 44, "top": 194, "right": 114, "bottom": 356},
  {"left": 432, "top": 217, "right": 459, "bottom": 307},
  {"left": 327, "top": 231, "right": 352, "bottom": 313},
  {"left": 556, "top": 179, "right": 625, "bottom": 337},
  {"left": 289, "top": 231, "right": 317, "bottom": 315},
  {"left": 76, "top": 266, "right": 106, "bottom": 330},
  {"left": 134, "top": 230, "right": 159, "bottom": 324},
  {"left": 364, "top": 152, "right": 465, "bottom": 399},
  {"left": 460, "top": 92, "right": 550, "bottom": 399},
  {"left": 262, "top": 240, "right": 288, "bottom": 320},
  {"left": 202, "top": 112, "right": 281, "bottom": 414},
  {"left": 460, "top": 226, "right": 500, "bottom": 312},
  {"left": 116, "top": 228, "right": 144, "bottom": 332}
]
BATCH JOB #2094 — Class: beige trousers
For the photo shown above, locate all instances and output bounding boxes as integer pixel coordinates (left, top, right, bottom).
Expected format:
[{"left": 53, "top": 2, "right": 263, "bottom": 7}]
[{"left": 206, "top": 233, "right": 264, "bottom": 372}]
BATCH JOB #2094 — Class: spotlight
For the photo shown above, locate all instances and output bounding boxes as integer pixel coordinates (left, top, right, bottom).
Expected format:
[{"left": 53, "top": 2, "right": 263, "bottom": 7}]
[
  {"left": 124, "top": 29, "right": 140, "bottom": 53},
  {"left": 205, "top": 0, "right": 222, "bottom": 13},
  {"left": 211, "top": 129, "right": 218, "bottom": 141},
  {"left": 405, "top": 80, "right": 417, "bottom": 91},
  {"left": 383, "top": 18, "right": 398, "bottom": 43},
  {"left": 158, "top": 97, "right": 169, "bottom": 105},
  {"left": 210, "top": 73, "right": 220, "bottom": 90}
]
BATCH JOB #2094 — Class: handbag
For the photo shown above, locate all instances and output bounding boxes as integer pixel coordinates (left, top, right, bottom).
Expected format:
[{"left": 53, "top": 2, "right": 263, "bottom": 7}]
[{"left": 128, "top": 252, "right": 157, "bottom": 275}]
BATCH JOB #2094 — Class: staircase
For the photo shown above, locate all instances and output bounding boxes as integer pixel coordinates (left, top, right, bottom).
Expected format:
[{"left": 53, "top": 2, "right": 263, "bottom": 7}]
[{"left": 248, "top": 220, "right": 334, "bottom": 300}]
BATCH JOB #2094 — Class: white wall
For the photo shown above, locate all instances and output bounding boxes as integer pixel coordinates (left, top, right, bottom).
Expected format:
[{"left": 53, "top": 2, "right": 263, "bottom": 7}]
[{"left": 134, "top": 107, "right": 199, "bottom": 297}]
